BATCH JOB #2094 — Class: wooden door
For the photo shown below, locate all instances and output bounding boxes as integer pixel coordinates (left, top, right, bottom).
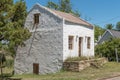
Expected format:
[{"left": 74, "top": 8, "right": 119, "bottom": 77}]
[
  {"left": 78, "top": 37, "right": 83, "bottom": 57},
  {"left": 33, "top": 63, "right": 39, "bottom": 74}
]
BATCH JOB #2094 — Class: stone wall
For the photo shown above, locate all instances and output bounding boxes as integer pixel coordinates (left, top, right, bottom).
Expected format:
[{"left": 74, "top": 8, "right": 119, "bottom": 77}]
[
  {"left": 14, "top": 4, "right": 63, "bottom": 74},
  {"left": 63, "top": 58, "right": 108, "bottom": 72}
]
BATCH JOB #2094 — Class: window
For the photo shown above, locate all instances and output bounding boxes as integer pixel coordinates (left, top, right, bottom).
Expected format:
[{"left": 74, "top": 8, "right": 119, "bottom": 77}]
[
  {"left": 69, "top": 36, "right": 74, "bottom": 50},
  {"left": 34, "top": 13, "right": 40, "bottom": 24},
  {"left": 87, "top": 37, "right": 91, "bottom": 49},
  {"left": 33, "top": 63, "right": 39, "bottom": 74}
]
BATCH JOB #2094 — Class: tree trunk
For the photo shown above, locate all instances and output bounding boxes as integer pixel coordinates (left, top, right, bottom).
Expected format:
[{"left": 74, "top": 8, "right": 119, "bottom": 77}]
[
  {"left": 0, "top": 67, "right": 3, "bottom": 75},
  {"left": 0, "top": 55, "right": 3, "bottom": 79}
]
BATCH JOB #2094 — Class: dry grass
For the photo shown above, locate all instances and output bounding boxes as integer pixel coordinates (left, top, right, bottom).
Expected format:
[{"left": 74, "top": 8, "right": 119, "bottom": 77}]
[
  {"left": 9, "top": 62, "right": 120, "bottom": 80},
  {"left": 1, "top": 62, "right": 120, "bottom": 80}
]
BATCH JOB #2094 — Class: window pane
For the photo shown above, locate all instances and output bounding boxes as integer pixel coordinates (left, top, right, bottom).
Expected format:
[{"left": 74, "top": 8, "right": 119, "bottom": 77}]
[
  {"left": 68, "top": 36, "right": 74, "bottom": 50},
  {"left": 34, "top": 14, "right": 40, "bottom": 24},
  {"left": 87, "top": 37, "right": 90, "bottom": 49}
]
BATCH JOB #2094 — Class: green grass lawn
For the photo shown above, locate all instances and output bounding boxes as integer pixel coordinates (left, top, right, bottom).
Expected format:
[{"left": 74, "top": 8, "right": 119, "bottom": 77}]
[{"left": 9, "top": 62, "right": 120, "bottom": 80}]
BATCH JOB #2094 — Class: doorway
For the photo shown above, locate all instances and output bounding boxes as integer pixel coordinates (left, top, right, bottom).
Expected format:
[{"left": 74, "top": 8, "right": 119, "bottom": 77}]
[
  {"left": 78, "top": 37, "right": 83, "bottom": 57},
  {"left": 33, "top": 63, "right": 39, "bottom": 74}
]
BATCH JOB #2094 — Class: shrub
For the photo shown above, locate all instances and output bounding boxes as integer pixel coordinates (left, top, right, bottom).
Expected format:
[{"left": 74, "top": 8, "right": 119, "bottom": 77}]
[
  {"left": 95, "top": 38, "right": 120, "bottom": 61},
  {"left": 65, "top": 57, "right": 88, "bottom": 61},
  {"left": 6, "top": 59, "right": 14, "bottom": 68},
  {"left": 65, "top": 56, "right": 97, "bottom": 61}
]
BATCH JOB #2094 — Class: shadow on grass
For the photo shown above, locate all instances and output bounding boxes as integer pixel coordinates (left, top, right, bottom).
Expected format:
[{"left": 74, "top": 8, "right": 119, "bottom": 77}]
[
  {"left": 0, "top": 74, "right": 22, "bottom": 80},
  {"left": 0, "top": 73, "right": 13, "bottom": 80},
  {"left": 0, "top": 72, "right": 22, "bottom": 80}
]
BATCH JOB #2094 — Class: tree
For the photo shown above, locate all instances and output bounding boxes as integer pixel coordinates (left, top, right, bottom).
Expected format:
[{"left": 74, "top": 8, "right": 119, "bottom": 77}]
[
  {"left": 71, "top": 10, "right": 80, "bottom": 17},
  {"left": 0, "top": 0, "right": 31, "bottom": 75},
  {"left": 46, "top": 0, "right": 80, "bottom": 17},
  {"left": 0, "top": 0, "right": 31, "bottom": 78},
  {"left": 47, "top": 1, "right": 59, "bottom": 10},
  {"left": 0, "top": 0, "right": 31, "bottom": 57},
  {"left": 105, "top": 24, "right": 114, "bottom": 30},
  {"left": 0, "top": 42, "right": 7, "bottom": 78},
  {"left": 116, "top": 21, "right": 120, "bottom": 30},
  {"left": 94, "top": 25, "right": 105, "bottom": 42},
  {"left": 95, "top": 38, "right": 120, "bottom": 61},
  {"left": 0, "top": 53, "right": 6, "bottom": 78},
  {"left": 59, "top": 0, "right": 72, "bottom": 13}
]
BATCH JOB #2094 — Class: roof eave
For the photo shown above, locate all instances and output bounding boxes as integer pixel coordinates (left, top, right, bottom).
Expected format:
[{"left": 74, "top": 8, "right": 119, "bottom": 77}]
[{"left": 65, "top": 20, "right": 93, "bottom": 29}]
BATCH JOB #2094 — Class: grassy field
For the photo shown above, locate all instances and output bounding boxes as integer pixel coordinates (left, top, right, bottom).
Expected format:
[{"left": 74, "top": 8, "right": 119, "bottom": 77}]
[
  {"left": 1, "top": 62, "right": 120, "bottom": 80},
  {"left": 11, "top": 62, "right": 120, "bottom": 80}
]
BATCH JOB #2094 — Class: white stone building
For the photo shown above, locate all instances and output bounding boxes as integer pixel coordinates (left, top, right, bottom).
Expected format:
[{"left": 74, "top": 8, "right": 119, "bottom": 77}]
[{"left": 14, "top": 3, "right": 94, "bottom": 74}]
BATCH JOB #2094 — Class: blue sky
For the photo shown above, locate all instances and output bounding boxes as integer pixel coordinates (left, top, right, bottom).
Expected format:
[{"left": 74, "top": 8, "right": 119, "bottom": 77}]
[{"left": 15, "top": 0, "right": 120, "bottom": 28}]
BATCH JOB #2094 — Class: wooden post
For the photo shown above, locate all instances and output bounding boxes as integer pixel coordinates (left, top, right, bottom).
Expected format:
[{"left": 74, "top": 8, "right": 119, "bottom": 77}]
[{"left": 115, "top": 48, "right": 119, "bottom": 63}]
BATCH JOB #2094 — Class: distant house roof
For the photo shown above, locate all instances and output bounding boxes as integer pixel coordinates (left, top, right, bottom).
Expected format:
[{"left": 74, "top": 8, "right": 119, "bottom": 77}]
[
  {"left": 109, "top": 30, "right": 120, "bottom": 38},
  {"left": 98, "top": 30, "right": 120, "bottom": 44},
  {"left": 32, "top": 3, "right": 93, "bottom": 28}
]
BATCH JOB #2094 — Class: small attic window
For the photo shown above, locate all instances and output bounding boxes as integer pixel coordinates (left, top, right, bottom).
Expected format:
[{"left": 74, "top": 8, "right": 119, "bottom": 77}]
[{"left": 34, "top": 13, "right": 40, "bottom": 24}]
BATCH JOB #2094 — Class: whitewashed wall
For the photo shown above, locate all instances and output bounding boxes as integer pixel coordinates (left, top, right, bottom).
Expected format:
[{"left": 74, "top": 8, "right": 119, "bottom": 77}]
[
  {"left": 63, "top": 21, "right": 94, "bottom": 61},
  {"left": 14, "top": 4, "right": 63, "bottom": 74},
  {"left": 14, "top": 3, "right": 94, "bottom": 74}
]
